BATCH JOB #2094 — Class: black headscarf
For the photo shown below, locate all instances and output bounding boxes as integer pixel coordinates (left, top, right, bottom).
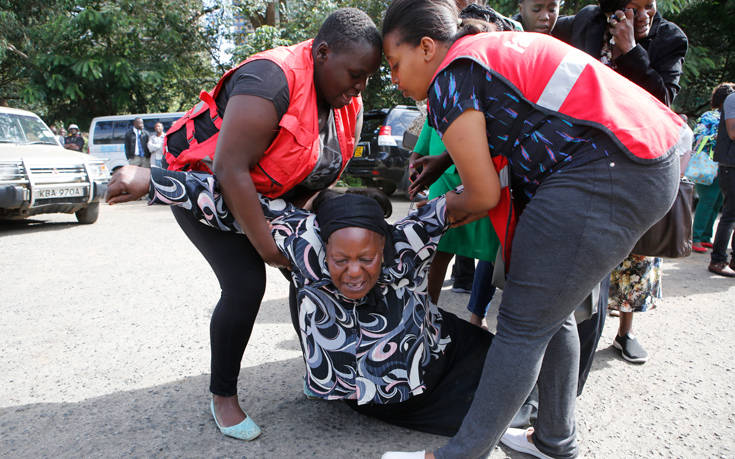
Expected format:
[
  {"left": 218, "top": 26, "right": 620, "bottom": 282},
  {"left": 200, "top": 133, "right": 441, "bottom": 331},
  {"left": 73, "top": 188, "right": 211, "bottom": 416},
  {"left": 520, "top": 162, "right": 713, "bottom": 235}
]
[{"left": 315, "top": 193, "right": 394, "bottom": 262}]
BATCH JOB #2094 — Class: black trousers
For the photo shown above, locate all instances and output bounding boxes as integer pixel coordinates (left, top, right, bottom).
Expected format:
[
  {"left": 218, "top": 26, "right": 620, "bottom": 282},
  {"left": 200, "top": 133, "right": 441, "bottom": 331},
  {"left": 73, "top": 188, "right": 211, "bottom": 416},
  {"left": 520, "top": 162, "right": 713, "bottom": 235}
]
[
  {"left": 711, "top": 166, "right": 735, "bottom": 263},
  {"left": 345, "top": 310, "right": 493, "bottom": 437},
  {"left": 171, "top": 206, "right": 266, "bottom": 396}
]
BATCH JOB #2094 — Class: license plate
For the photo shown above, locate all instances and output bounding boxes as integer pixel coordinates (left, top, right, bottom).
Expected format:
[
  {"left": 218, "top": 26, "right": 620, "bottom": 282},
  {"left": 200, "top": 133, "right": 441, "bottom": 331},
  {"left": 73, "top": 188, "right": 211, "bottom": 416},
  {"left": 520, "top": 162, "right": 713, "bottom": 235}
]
[
  {"left": 354, "top": 146, "right": 364, "bottom": 157},
  {"left": 35, "top": 185, "right": 86, "bottom": 199}
]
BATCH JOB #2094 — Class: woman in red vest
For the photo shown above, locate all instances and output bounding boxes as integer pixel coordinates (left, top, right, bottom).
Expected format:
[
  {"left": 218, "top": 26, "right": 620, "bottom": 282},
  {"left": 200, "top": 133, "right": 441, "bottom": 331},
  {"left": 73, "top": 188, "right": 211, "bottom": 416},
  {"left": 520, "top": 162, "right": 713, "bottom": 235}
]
[
  {"left": 110, "top": 9, "right": 381, "bottom": 441},
  {"left": 379, "top": 1, "right": 686, "bottom": 458}
]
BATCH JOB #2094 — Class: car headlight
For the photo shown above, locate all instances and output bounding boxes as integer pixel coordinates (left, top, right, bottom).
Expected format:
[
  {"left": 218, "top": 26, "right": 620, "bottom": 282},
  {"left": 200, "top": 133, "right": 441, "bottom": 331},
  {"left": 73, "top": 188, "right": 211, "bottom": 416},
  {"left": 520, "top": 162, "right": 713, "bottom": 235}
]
[
  {"left": 86, "top": 162, "right": 109, "bottom": 180},
  {"left": 0, "top": 162, "right": 22, "bottom": 181}
]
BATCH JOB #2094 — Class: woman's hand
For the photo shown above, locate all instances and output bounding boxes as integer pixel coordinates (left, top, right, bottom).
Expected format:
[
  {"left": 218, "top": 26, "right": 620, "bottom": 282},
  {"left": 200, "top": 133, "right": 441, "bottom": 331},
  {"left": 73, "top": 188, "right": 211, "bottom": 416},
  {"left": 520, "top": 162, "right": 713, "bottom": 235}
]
[
  {"left": 445, "top": 191, "right": 489, "bottom": 228},
  {"left": 609, "top": 8, "right": 636, "bottom": 55},
  {"left": 261, "top": 242, "right": 291, "bottom": 270},
  {"left": 407, "top": 152, "right": 453, "bottom": 199},
  {"left": 105, "top": 165, "right": 152, "bottom": 204}
]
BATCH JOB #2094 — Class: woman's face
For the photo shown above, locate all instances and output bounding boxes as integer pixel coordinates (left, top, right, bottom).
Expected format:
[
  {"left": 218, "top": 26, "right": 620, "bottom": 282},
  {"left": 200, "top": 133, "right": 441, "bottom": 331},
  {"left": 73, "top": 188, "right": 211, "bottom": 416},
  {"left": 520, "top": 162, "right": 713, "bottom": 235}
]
[
  {"left": 518, "top": 0, "right": 560, "bottom": 34},
  {"left": 383, "top": 31, "right": 444, "bottom": 101},
  {"left": 314, "top": 40, "right": 381, "bottom": 108},
  {"left": 325, "top": 227, "right": 384, "bottom": 300},
  {"left": 625, "top": 0, "right": 656, "bottom": 40}
]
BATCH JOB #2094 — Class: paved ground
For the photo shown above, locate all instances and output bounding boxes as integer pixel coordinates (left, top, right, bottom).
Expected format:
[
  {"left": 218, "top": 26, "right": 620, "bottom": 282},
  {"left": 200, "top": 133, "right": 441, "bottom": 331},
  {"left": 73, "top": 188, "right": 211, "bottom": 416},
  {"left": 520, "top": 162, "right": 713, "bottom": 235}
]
[{"left": 1, "top": 199, "right": 734, "bottom": 458}]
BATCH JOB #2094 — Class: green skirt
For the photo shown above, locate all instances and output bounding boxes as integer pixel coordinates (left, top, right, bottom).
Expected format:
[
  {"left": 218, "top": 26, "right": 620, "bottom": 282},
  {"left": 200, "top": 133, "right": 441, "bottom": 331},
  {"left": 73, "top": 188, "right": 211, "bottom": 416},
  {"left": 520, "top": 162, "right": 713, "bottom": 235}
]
[{"left": 429, "top": 170, "right": 499, "bottom": 262}]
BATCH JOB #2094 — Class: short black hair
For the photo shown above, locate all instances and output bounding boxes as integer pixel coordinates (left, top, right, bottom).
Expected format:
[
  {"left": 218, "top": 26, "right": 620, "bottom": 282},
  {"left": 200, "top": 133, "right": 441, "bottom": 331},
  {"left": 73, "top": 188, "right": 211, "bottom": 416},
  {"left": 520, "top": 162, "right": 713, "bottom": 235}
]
[
  {"left": 711, "top": 82, "right": 735, "bottom": 109},
  {"left": 314, "top": 8, "right": 381, "bottom": 53},
  {"left": 599, "top": 0, "right": 628, "bottom": 14},
  {"left": 460, "top": 4, "right": 516, "bottom": 32},
  {"left": 383, "top": 0, "right": 459, "bottom": 46}
]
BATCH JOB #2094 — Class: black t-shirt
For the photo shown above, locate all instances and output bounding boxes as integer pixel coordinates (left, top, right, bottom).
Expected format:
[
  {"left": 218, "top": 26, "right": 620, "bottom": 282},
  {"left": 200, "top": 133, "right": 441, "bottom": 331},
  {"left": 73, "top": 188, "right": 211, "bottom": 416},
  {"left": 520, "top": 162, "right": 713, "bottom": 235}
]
[
  {"left": 166, "top": 59, "right": 290, "bottom": 155},
  {"left": 64, "top": 134, "right": 85, "bottom": 151}
]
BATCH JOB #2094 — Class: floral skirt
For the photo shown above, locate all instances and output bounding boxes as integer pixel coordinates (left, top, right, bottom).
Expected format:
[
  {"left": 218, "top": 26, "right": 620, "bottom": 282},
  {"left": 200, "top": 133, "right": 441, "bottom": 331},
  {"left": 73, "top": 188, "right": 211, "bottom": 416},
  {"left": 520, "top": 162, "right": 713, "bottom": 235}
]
[{"left": 608, "top": 254, "right": 662, "bottom": 313}]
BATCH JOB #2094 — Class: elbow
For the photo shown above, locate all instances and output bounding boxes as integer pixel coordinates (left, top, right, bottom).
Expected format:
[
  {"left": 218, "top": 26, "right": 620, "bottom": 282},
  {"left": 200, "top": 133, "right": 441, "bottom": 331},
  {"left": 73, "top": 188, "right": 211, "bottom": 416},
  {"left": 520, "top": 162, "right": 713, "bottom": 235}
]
[
  {"left": 467, "top": 188, "right": 500, "bottom": 214},
  {"left": 214, "top": 161, "right": 253, "bottom": 194}
]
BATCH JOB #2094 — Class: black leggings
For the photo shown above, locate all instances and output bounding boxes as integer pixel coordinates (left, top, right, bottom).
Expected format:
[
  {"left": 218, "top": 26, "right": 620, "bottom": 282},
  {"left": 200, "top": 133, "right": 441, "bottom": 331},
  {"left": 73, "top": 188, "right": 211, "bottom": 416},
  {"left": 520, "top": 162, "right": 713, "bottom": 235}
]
[{"left": 171, "top": 206, "right": 266, "bottom": 396}]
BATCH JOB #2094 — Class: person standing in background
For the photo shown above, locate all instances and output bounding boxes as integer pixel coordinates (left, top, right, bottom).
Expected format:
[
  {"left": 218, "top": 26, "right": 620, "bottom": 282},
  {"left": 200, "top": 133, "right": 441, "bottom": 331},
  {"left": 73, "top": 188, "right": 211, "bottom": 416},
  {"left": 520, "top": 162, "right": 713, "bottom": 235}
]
[
  {"left": 708, "top": 89, "right": 735, "bottom": 277},
  {"left": 691, "top": 84, "right": 734, "bottom": 254},
  {"left": 554, "top": 0, "right": 687, "bottom": 364},
  {"left": 147, "top": 122, "right": 165, "bottom": 168},
  {"left": 63, "top": 124, "right": 85, "bottom": 151},
  {"left": 514, "top": 0, "right": 560, "bottom": 34},
  {"left": 124, "top": 117, "right": 151, "bottom": 168}
]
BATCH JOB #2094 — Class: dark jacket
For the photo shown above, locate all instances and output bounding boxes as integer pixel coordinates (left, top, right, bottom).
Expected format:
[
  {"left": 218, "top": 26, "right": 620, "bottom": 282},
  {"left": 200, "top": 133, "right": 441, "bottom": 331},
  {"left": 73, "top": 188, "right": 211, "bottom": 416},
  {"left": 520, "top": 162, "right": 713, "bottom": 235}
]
[
  {"left": 552, "top": 5, "right": 688, "bottom": 106},
  {"left": 124, "top": 128, "right": 150, "bottom": 159}
]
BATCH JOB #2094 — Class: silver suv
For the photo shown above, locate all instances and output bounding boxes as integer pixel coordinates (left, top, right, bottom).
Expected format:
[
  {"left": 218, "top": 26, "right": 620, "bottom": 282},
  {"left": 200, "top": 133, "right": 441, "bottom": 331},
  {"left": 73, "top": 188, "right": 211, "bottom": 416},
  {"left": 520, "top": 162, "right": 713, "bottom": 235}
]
[{"left": 0, "top": 107, "right": 110, "bottom": 224}]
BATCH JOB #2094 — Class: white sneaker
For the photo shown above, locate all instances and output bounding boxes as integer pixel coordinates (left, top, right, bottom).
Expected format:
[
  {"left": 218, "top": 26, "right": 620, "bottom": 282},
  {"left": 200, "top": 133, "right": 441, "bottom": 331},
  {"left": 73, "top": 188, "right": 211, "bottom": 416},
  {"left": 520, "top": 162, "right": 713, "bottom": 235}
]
[
  {"left": 381, "top": 451, "right": 425, "bottom": 459},
  {"left": 500, "top": 427, "right": 553, "bottom": 459}
]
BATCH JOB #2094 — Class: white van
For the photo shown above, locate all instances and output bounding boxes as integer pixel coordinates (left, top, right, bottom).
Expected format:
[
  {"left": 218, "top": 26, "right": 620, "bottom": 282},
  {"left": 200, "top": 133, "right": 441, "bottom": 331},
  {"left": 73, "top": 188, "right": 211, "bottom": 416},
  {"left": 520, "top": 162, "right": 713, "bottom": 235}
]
[{"left": 88, "top": 112, "right": 184, "bottom": 172}]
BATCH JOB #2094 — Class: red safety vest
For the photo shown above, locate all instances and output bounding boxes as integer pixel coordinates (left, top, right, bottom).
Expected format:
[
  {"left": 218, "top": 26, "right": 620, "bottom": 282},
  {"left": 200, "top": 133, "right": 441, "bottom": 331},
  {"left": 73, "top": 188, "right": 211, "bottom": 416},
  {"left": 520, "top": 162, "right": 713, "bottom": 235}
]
[
  {"left": 164, "top": 39, "right": 362, "bottom": 198},
  {"left": 431, "top": 32, "right": 688, "bottom": 267}
]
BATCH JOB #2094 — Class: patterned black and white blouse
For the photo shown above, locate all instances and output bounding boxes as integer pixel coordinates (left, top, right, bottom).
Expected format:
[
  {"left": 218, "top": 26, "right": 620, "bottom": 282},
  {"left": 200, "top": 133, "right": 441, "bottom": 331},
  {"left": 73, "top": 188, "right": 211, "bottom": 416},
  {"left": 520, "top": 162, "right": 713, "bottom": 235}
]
[{"left": 148, "top": 167, "right": 451, "bottom": 405}]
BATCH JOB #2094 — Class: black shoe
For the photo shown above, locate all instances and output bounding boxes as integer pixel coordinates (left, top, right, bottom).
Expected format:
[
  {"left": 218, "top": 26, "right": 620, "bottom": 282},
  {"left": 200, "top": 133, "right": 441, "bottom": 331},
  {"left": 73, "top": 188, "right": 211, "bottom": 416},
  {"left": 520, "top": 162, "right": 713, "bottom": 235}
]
[
  {"left": 451, "top": 285, "right": 472, "bottom": 294},
  {"left": 709, "top": 262, "right": 735, "bottom": 278},
  {"left": 613, "top": 334, "right": 648, "bottom": 364}
]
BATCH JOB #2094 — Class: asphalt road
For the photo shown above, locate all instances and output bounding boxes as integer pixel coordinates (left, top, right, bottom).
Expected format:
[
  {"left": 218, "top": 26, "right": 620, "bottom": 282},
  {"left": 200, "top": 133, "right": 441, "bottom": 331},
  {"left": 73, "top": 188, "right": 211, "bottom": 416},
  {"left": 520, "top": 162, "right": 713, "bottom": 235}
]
[{"left": 1, "top": 199, "right": 733, "bottom": 458}]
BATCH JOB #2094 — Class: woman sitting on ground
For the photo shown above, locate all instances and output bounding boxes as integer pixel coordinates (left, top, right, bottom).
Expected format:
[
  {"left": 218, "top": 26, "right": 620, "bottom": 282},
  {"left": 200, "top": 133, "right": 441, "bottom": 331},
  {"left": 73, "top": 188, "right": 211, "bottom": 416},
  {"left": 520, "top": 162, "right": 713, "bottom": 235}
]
[{"left": 106, "top": 164, "right": 493, "bottom": 436}]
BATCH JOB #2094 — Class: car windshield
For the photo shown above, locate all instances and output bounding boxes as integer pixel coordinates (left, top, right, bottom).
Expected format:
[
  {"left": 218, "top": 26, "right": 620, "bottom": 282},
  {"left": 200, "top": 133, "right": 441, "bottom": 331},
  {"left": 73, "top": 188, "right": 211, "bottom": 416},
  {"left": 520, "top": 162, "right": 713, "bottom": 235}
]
[
  {"left": 361, "top": 113, "right": 386, "bottom": 139},
  {"left": 384, "top": 109, "right": 419, "bottom": 139},
  {"left": 0, "top": 113, "right": 59, "bottom": 145}
]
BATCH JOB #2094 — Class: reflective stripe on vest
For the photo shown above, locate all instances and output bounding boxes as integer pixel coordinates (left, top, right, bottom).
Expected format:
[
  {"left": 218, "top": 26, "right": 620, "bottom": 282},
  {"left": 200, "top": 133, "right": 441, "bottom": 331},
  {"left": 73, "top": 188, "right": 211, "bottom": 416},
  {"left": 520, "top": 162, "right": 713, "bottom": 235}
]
[{"left": 432, "top": 32, "right": 687, "bottom": 162}]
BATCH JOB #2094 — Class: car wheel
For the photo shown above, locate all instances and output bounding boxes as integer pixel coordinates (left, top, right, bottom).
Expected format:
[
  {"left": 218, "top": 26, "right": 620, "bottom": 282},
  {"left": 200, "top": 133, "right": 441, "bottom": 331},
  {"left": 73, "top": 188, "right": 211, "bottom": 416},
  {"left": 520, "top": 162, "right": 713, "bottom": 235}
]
[
  {"left": 376, "top": 180, "right": 397, "bottom": 196},
  {"left": 75, "top": 202, "right": 99, "bottom": 224}
]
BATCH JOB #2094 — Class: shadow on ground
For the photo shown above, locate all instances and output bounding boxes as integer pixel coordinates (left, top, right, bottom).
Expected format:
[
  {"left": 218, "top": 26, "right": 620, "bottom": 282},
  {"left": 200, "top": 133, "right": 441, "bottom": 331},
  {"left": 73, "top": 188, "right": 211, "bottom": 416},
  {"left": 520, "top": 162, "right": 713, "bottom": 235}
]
[{"left": 0, "top": 358, "right": 452, "bottom": 458}]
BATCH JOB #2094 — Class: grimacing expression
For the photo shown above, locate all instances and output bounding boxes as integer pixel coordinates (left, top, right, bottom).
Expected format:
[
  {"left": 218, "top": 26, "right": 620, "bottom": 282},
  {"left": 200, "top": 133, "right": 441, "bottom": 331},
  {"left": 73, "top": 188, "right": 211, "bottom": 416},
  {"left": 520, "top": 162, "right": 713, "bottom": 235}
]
[
  {"left": 325, "top": 227, "right": 384, "bottom": 300},
  {"left": 624, "top": 0, "right": 656, "bottom": 40},
  {"left": 314, "top": 40, "right": 381, "bottom": 108},
  {"left": 383, "top": 31, "right": 439, "bottom": 101},
  {"left": 518, "top": 0, "right": 560, "bottom": 34}
]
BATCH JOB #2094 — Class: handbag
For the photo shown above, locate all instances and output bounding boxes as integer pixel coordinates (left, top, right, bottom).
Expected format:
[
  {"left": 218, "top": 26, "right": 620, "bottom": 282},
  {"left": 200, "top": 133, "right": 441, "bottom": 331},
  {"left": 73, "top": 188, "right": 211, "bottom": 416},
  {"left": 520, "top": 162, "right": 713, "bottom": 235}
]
[
  {"left": 632, "top": 178, "right": 694, "bottom": 258},
  {"left": 684, "top": 135, "right": 718, "bottom": 185}
]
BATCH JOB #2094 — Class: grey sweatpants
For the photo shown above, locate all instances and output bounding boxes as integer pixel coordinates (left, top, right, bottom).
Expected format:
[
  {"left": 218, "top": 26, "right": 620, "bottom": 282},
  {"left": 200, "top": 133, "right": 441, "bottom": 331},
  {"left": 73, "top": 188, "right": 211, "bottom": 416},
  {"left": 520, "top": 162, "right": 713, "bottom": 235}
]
[{"left": 435, "top": 150, "right": 679, "bottom": 459}]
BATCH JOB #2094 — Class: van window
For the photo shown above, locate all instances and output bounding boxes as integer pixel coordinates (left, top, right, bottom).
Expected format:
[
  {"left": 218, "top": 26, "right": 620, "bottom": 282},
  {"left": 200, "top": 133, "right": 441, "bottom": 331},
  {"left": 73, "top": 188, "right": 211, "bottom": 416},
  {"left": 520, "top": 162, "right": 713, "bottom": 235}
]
[
  {"left": 112, "top": 121, "right": 130, "bottom": 143},
  {"left": 92, "top": 121, "right": 115, "bottom": 144},
  {"left": 92, "top": 114, "right": 184, "bottom": 146},
  {"left": 142, "top": 116, "right": 180, "bottom": 133}
]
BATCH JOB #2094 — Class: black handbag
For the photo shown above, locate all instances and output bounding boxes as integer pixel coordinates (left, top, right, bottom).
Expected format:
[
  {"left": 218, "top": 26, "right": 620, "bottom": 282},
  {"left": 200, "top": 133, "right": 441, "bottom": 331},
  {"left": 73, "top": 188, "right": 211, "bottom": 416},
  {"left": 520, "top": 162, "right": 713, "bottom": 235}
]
[{"left": 632, "top": 178, "right": 694, "bottom": 258}]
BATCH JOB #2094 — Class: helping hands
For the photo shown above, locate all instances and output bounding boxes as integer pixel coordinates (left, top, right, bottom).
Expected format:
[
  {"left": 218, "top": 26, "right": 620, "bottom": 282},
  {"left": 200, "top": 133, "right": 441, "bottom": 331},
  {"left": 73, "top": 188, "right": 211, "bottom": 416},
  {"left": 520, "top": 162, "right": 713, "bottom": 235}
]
[
  {"left": 105, "top": 165, "right": 152, "bottom": 204},
  {"left": 407, "top": 152, "right": 453, "bottom": 200}
]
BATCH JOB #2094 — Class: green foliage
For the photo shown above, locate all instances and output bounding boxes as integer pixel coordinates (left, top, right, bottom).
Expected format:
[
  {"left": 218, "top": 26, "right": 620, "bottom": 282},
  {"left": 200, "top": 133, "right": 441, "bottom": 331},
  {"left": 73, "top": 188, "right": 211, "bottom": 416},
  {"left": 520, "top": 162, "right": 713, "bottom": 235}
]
[
  {"left": 231, "top": 0, "right": 409, "bottom": 111},
  {"left": 1, "top": 0, "right": 731, "bottom": 128},
  {"left": 0, "top": 0, "right": 224, "bottom": 128},
  {"left": 232, "top": 25, "right": 291, "bottom": 62},
  {"left": 670, "top": 0, "right": 735, "bottom": 117}
]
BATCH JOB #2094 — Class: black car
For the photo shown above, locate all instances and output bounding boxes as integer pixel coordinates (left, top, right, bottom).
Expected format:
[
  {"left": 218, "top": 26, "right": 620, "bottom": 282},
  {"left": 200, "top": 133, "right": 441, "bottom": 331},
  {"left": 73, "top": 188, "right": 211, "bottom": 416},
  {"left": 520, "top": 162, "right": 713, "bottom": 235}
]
[{"left": 344, "top": 105, "right": 420, "bottom": 195}]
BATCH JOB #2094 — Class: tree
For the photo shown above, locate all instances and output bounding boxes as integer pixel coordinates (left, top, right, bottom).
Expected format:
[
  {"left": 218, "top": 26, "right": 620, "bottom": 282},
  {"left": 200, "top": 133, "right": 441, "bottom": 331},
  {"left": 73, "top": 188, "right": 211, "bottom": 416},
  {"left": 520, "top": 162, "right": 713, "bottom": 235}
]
[
  {"left": 231, "top": 0, "right": 410, "bottom": 111},
  {"left": 0, "top": 0, "right": 226, "bottom": 128},
  {"left": 669, "top": 0, "right": 735, "bottom": 116}
]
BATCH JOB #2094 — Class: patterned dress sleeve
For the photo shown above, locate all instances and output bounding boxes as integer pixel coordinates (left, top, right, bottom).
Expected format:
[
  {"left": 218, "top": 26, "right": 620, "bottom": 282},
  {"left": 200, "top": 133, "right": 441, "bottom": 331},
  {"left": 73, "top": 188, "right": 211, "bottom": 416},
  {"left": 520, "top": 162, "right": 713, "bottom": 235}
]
[
  {"left": 147, "top": 167, "right": 319, "bottom": 277},
  {"left": 386, "top": 194, "right": 450, "bottom": 286}
]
